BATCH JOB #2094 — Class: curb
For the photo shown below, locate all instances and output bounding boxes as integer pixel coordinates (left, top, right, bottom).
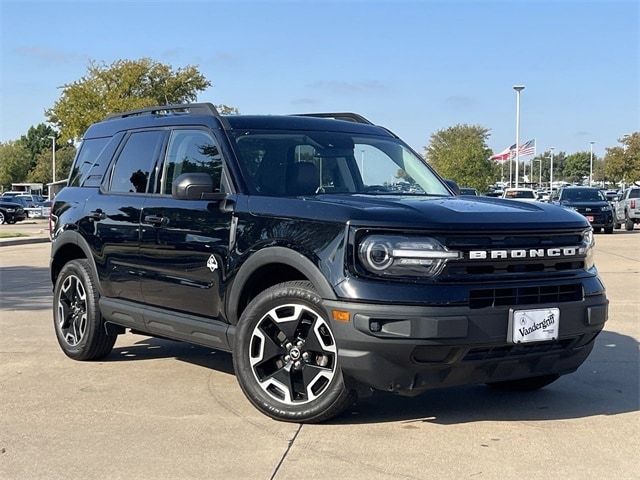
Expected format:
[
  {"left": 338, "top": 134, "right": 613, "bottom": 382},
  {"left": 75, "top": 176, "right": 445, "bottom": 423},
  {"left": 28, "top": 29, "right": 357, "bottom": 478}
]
[{"left": 0, "top": 236, "right": 50, "bottom": 247}]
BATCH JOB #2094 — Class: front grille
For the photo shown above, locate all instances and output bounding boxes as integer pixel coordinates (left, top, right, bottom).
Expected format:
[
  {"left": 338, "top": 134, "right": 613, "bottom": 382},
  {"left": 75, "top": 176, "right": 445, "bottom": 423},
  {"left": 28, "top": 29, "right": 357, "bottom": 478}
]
[
  {"left": 462, "top": 338, "right": 576, "bottom": 362},
  {"left": 469, "top": 283, "right": 583, "bottom": 309},
  {"left": 438, "top": 229, "right": 587, "bottom": 281}
]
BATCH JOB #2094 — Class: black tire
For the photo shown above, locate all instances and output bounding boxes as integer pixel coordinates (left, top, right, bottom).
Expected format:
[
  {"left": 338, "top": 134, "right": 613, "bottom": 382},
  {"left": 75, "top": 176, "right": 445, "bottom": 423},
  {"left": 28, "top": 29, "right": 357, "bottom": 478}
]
[
  {"left": 625, "top": 212, "right": 634, "bottom": 231},
  {"left": 614, "top": 222, "right": 621, "bottom": 230},
  {"left": 53, "top": 259, "right": 117, "bottom": 360},
  {"left": 0, "top": 211, "right": 5, "bottom": 224},
  {"left": 233, "top": 281, "right": 355, "bottom": 423},
  {"left": 487, "top": 374, "right": 560, "bottom": 391},
  {"left": 604, "top": 226, "right": 614, "bottom": 234}
]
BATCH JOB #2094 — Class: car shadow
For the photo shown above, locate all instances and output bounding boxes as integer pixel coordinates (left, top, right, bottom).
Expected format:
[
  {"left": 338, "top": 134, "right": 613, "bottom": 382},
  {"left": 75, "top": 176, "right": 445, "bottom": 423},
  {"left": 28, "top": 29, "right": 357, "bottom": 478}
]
[
  {"left": 330, "top": 329, "right": 638, "bottom": 425},
  {"left": 109, "top": 336, "right": 235, "bottom": 375},
  {"left": 109, "top": 330, "right": 638, "bottom": 425},
  {"left": 0, "top": 266, "right": 52, "bottom": 311}
]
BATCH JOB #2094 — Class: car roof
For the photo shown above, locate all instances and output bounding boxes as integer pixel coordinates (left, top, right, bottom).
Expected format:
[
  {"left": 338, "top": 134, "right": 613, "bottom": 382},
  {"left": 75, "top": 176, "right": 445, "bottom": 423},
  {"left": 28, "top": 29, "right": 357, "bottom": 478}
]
[{"left": 84, "top": 113, "right": 394, "bottom": 139}]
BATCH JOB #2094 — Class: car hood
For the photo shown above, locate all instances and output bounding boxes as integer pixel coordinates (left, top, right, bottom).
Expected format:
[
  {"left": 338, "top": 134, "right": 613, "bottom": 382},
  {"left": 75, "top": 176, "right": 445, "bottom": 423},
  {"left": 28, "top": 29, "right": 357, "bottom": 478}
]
[
  {"left": 558, "top": 200, "right": 609, "bottom": 209},
  {"left": 247, "top": 194, "right": 589, "bottom": 231}
]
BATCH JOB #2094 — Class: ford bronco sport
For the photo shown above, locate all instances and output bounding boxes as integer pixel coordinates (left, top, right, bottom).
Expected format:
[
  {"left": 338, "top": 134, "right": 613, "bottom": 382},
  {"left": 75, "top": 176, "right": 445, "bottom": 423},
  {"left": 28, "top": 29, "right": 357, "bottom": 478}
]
[{"left": 50, "top": 103, "right": 608, "bottom": 422}]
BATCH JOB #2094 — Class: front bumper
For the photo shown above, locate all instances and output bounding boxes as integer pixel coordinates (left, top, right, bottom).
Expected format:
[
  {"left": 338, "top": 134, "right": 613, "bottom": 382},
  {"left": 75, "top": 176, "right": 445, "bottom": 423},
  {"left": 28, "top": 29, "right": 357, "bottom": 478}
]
[{"left": 323, "top": 293, "right": 608, "bottom": 395}]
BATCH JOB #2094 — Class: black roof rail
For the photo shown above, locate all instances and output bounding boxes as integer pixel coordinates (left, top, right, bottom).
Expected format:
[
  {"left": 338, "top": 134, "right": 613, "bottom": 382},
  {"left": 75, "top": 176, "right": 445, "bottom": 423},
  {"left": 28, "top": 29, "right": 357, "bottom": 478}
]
[
  {"left": 104, "top": 102, "right": 232, "bottom": 129},
  {"left": 292, "top": 112, "right": 374, "bottom": 125}
]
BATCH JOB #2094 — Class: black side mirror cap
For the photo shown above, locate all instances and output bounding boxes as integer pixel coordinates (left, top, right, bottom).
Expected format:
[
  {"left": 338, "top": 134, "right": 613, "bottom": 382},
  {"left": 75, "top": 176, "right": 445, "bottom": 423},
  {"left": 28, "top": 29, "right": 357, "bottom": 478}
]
[
  {"left": 172, "top": 173, "right": 215, "bottom": 200},
  {"left": 445, "top": 179, "right": 460, "bottom": 195}
]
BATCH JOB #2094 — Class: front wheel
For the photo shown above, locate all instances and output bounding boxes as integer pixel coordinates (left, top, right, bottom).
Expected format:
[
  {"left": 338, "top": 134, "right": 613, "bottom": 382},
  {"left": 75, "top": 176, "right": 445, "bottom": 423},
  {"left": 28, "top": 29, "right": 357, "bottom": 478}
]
[
  {"left": 487, "top": 374, "right": 560, "bottom": 391},
  {"left": 0, "top": 211, "right": 5, "bottom": 224},
  {"left": 233, "top": 281, "right": 355, "bottom": 423},
  {"left": 604, "top": 226, "right": 614, "bottom": 234}
]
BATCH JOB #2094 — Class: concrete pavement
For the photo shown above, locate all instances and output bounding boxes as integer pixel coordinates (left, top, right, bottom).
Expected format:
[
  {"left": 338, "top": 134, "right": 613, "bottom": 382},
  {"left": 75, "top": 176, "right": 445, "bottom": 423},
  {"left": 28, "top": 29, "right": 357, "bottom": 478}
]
[{"left": 0, "top": 233, "right": 638, "bottom": 480}]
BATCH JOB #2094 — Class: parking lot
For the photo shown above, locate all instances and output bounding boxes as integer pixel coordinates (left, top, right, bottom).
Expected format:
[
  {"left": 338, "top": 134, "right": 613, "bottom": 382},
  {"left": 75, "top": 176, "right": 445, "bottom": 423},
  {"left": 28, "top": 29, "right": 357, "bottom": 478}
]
[{"left": 0, "top": 232, "right": 638, "bottom": 480}]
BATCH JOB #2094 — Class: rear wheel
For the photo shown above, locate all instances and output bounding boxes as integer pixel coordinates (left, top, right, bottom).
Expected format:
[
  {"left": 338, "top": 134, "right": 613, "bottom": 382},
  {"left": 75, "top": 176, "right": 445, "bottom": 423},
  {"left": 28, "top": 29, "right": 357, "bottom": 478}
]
[
  {"left": 487, "top": 374, "right": 560, "bottom": 391},
  {"left": 53, "top": 259, "right": 117, "bottom": 360},
  {"left": 233, "top": 281, "right": 355, "bottom": 423},
  {"left": 614, "top": 222, "right": 621, "bottom": 230},
  {"left": 625, "top": 212, "right": 634, "bottom": 231},
  {"left": 604, "top": 226, "right": 613, "bottom": 234}
]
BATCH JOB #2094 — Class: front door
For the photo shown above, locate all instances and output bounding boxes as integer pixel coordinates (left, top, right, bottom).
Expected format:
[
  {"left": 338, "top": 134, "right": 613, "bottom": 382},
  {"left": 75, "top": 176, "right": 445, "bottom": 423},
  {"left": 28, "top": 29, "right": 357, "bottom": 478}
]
[{"left": 139, "top": 128, "right": 232, "bottom": 319}]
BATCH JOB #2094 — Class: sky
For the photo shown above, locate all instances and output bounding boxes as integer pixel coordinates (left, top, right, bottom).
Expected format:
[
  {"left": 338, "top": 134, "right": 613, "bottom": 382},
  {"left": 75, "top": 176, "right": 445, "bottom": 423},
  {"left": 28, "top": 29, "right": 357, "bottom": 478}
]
[{"left": 1, "top": 0, "right": 638, "bottom": 157}]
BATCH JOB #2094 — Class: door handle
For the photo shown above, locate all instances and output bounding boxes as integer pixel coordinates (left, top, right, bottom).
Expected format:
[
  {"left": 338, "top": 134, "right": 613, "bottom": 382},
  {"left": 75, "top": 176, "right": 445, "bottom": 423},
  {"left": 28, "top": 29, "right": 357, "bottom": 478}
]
[
  {"left": 88, "top": 209, "right": 106, "bottom": 221},
  {"left": 144, "top": 215, "right": 168, "bottom": 226}
]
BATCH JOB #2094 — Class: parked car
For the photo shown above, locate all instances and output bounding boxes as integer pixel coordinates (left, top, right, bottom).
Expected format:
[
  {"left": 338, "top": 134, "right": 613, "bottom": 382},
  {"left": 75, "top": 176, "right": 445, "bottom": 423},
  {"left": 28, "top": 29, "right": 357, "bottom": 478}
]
[
  {"left": 11, "top": 195, "right": 41, "bottom": 218},
  {"left": 0, "top": 200, "right": 27, "bottom": 224},
  {"left": 501, "top": 188, "right": 538, "bottom": 202},
  {"left": 553, "top": 187, "right": 614, "bottom": 234},
  {"left": 614, "top": 186, "right": 640, "bottom": 231},
  {"left": 49, "top": 103, "right": 607, "bottom": 423},
  {"left": 459, "top": 187, "right": 479, "bottom": 196}
]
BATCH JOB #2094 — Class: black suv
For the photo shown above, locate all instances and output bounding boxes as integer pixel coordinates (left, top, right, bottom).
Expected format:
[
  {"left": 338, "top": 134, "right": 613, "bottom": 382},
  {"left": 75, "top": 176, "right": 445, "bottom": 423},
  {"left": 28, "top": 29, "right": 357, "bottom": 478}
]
[
  {"left": 553, "top": 186, "right": 615, "bottom": 234},
  {"left": 50, "top": 104, "right": 608, "bottom": 422}
]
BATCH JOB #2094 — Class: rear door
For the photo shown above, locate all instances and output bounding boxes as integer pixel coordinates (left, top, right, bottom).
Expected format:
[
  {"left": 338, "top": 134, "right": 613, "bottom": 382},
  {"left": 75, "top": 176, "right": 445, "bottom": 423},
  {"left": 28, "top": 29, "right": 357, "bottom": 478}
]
[
  {"left": 82, "top": 130, "right": 167, "bottom": 301},
  {"left": 138, "top": 127, "right": 233, "bottom": 318}
]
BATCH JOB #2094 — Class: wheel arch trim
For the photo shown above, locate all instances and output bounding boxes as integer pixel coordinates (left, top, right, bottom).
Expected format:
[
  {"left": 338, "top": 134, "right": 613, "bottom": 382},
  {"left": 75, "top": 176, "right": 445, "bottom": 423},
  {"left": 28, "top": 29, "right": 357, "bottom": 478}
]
[{"left": 226, "top": 246, "right": 337, "bottom": 325}]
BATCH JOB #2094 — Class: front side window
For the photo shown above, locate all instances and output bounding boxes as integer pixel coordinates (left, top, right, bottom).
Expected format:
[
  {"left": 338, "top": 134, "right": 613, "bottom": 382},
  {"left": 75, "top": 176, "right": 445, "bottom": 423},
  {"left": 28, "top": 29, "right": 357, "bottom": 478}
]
[
  {"left": 161, "top": 130, "right": 223, "bottom": 195},
  {"left": 110, "top": 131, "right": 164, "bottom": 193},
  {"left": 233, "top": 130, "right": 450, "bottom": 197}
]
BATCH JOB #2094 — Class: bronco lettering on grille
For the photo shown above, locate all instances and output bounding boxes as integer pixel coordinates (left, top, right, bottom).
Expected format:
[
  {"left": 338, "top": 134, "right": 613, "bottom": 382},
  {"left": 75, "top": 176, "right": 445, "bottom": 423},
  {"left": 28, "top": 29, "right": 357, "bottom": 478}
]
[{"left": 468, "top": 247, "right": 585, "bottom": 260}]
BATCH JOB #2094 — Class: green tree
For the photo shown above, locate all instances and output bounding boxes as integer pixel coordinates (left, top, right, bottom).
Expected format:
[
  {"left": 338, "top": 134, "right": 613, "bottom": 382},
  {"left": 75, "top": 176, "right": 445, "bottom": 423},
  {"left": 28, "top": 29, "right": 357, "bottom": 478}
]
[
  {"left": 27, "top": 145, "right": 76, "bottom": 185},
  {"left": 563, "top": 151, "right": 594, "bottom": 183},
  {"left": 46, "top": 58, "right": 223, "bottom": 142},
  {"left": 604, "top": 132, "right": 640, "bottom": 183},
  {"left": 529, "top": 150, "right": 568, "bottom": 185},
  {"left": 424, "top": 124, "right": 494, "bottom": 192},
  {"left": 18, "top": 123, "right": 57, "bottom": 168},
  {"left": 0, "top": 141, "right": 31, "bottom": 190}
]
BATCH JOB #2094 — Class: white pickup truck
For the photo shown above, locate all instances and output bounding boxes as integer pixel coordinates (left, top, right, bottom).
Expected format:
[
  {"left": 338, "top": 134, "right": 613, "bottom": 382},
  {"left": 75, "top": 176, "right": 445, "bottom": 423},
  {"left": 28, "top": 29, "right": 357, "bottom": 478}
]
[{"left": 615, "top": 186, "right": 640, "bottom": 231}]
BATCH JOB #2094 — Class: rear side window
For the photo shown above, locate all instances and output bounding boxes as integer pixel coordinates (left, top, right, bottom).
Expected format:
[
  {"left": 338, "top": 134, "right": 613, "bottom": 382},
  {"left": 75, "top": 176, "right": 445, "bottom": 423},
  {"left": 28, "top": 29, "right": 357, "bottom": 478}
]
[
  {"left": 109, "top": 131, "right": 165, "bottom": 193},
  {"left": 68, "top": 137, "right": 110, "bottom": 187},
  {"left": 160, "top": 129, "right": 223, "bottom": 195},
  {"left": 629, "top": 189, "right": 640, "bottom": 199}
]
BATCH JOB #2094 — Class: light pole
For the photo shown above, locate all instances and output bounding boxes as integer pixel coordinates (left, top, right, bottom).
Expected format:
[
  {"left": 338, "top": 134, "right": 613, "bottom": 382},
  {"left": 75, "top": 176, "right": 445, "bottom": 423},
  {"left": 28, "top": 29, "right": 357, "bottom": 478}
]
[
  {"left": 589, "top": 141, "right": 595, "bottom": 186},
  {"left": 48, "top": 136, "right": 57, "bottom": 198},
  {"left": 549, "top": 147, "right": 555, "bottom": 194},
  {"left": 513, "top": 85, "right": 525, "bottom": 188}
]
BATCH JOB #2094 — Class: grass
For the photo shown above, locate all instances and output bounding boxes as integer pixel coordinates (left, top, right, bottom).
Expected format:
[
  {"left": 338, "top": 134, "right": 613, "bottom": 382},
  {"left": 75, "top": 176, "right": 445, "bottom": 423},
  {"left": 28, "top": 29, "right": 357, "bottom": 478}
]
[{"left": 0, "top": 232, "right": 30, "bottom": 238}]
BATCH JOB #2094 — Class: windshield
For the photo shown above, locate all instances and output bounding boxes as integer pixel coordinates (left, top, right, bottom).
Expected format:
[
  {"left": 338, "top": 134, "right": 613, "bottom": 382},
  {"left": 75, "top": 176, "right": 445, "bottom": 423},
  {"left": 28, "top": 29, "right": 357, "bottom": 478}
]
[
  {"left": 505, "top": 190, "right": 535, "bottom": 199},
  {"left": 231, "top": 130, "right": 450, "bottom": 197},
  {"left": 560, "top": 189, "right": 605, "bottom": 202}
]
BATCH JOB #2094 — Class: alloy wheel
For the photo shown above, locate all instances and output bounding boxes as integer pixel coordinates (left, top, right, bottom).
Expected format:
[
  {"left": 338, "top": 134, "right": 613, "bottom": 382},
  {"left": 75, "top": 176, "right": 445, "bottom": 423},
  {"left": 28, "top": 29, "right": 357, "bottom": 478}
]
[
  {"left": 249, "top": 303, "right": 337, "bottom": 405},
  {"left": 57, "top": 275, "right": 88, "bottom": 346}
]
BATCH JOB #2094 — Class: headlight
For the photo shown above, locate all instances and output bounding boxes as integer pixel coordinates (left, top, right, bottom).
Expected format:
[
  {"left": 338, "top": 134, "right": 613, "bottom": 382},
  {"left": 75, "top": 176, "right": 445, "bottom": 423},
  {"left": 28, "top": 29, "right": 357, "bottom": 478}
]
[
  {"left": 5, "top": 208, "right": 15, "bottom": 212},
  {"left": 582, "top": 228, "right": 595, "bottom": 269},
  {"left": 601, "top": 205, "right": 612, "bottom": 212},
  {"left": 358, "top": 235, "right": 460, "bottom": 277}
]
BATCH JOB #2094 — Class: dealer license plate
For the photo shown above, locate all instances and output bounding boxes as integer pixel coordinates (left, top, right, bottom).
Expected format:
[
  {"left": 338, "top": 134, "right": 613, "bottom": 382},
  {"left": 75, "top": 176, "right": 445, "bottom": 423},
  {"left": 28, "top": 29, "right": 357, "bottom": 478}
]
[
  {"left": 587, "top": 215, "right": 594, "bottom": 222},
  {"left": 508, "top": 308, "right": 559, "bottom": 344}
]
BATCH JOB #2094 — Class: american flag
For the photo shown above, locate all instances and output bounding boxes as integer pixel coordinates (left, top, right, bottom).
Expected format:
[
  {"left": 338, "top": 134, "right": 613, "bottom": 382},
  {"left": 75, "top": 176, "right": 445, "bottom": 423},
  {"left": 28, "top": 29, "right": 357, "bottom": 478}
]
[
  {"left": 490, "top": 139, "right": 536, "bottom": 162},
  {"left": 517, "top": 139, "right": 536, "bottom": 156}
]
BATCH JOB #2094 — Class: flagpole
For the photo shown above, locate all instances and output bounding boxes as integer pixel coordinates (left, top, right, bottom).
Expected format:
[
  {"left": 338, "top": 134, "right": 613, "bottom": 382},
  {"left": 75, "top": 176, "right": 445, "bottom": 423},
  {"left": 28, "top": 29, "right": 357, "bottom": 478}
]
[{"left": 513, "top": 85, "right": 525, "bottom": 188}]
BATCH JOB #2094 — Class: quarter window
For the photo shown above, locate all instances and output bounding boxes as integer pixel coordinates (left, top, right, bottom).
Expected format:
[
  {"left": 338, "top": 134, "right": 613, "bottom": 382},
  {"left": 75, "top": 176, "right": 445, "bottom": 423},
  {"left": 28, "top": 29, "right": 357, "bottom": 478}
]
[
  {"left": 110, "top": 131, "right": 164, "bottom": 193},
  {"left": 161, "top": 130, "right": 223, "bottom": 195}
]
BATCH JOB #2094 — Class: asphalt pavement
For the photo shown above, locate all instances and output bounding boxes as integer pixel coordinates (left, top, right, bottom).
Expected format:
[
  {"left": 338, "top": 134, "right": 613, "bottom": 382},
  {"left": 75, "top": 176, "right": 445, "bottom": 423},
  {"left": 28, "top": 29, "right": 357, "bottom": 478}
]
[{"left": 0, "top": 233, "right": 638, "bottom": 480}]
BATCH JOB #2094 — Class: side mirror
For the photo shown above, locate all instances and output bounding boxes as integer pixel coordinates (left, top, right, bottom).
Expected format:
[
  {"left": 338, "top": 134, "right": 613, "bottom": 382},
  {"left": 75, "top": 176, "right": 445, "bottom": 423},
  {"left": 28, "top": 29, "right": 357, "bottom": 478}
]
[
  {"left": 445, "top": 179, "right": 460, "bottom": 195},
  {"left": 172, "top": 173, "right": 216, "bottom": 200}
]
